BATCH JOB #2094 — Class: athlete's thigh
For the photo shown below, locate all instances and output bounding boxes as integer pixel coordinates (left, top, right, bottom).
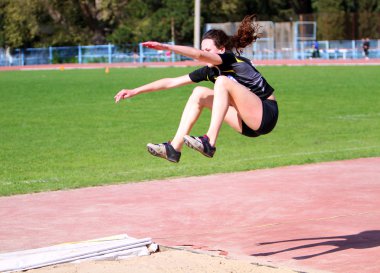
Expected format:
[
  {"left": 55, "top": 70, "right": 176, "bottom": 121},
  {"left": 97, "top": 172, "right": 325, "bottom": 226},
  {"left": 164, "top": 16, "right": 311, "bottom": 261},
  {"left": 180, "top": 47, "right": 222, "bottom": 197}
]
[
  {"left": 217, "top": 77, "right": 263, "bottom": 130},
  {"left": 223, "top": 106, "right": 243, "bottom": 133},
  {"left": 195, "top": 86, "right": 243, "bottom": 133}
]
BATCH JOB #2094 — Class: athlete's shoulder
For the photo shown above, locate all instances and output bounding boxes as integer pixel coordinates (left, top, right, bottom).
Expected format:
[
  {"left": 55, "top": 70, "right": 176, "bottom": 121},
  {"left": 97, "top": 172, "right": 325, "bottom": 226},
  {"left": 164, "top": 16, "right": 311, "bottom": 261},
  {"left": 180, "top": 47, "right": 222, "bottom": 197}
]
[
  {"left": 189, "top": 66, "right": 208, "bottom": 82},
  {"left": 189, "top": 66, "right": 218, "bottom": 83},
  {"left": 235, "top": 55, "right": 253, "bottom": 65},
  {"left": 218, "top": 52, "right": 238, "bottom": 65}
]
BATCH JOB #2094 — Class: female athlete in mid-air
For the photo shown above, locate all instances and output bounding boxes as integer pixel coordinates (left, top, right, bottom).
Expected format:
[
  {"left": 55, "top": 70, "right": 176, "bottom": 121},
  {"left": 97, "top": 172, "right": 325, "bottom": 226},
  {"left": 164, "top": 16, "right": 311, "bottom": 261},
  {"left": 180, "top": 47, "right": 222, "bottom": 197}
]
[{"left": 115, "top": 14, "right": 278, "bottom": 163}]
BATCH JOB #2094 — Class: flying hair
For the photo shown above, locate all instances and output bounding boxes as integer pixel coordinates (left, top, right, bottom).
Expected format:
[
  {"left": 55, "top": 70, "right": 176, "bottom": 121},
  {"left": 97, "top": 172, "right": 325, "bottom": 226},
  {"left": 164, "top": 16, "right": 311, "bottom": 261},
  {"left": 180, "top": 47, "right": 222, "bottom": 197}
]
[{"left": 202, "top": 14, "right": 262, "bottom": 55}]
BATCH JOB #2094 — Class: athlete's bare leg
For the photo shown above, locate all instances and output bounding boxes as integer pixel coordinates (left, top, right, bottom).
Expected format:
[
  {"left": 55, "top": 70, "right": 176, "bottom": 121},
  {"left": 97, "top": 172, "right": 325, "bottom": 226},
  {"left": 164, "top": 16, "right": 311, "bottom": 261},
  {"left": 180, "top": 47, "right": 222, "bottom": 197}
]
[
  {"left": 171, "top": 86, "right": 213, "bottom": 151},
  {"left": 206, "top": 76, "right": 263, "bottom": 146},
  {"left": 171, "top": 84, "right": 248, "bottom": 151}
]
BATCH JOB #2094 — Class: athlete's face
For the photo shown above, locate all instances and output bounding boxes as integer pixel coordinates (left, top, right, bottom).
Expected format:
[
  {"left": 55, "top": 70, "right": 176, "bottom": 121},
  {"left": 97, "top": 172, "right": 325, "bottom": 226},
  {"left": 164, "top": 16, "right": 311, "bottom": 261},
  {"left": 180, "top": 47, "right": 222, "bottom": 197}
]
[{"left": 201, "top": 39, "right": 225, "bottom": 54}]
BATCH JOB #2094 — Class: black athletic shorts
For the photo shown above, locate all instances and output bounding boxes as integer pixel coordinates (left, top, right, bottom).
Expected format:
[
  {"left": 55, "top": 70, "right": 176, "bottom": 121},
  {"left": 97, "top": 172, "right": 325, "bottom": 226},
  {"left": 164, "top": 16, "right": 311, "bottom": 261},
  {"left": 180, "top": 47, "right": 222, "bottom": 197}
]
[{"left": 241, "top": 99, "right": 278, "bottom": 137}]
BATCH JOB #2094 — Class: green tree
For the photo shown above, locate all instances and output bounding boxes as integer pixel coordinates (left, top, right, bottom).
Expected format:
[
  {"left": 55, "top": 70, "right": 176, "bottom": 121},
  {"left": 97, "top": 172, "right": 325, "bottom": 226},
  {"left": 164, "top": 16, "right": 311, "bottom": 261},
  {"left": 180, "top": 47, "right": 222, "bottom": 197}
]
[
  {"left": 1, "top": 0, "right": 130, "bottom": 48},
  {"left": 151, "top": 0, "right": 194, "bottom": 44},
  {"left": 0, "top": 0, "right": 6, "bottom": 47},
  {"left": 2, "top": 0, "right": 42, "bottom": 48},
  {"left": 108, "top": 0, "right": 194, "bottom": 46},
  {"left": 358, "top": 0, "right": 379, "bottom": 38},
  {"left": 107, "top": 0, "right": 159, "bottom": 45},
  {"left": 36, "top": 0, "right": 92, "bottom": 46},
  {"left": 289, "top": 0, "right": 314, "bottom": 13},
  {"left": 39, "top": 0, "right": 125, "bottom": 46},
  {"left": 315, "top": 0, "right": 347, "bottom": 39},
  {"left": 1, "top": 0, "right": 379, "bottom": 49}
]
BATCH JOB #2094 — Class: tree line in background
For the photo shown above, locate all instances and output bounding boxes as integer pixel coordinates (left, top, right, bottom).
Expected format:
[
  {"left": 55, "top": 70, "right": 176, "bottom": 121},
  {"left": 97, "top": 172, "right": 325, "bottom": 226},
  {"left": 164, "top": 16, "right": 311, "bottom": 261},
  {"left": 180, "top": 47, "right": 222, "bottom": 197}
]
[{"left": 0, "top": 0, "right": 379, "bottom": 49}]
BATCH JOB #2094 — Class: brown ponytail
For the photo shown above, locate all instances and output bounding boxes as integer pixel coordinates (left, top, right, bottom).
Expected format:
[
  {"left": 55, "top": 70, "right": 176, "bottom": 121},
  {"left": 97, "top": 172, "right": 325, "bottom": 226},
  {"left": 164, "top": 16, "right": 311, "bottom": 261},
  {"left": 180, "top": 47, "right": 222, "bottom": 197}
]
[
  {"left": 231, "top": 14, "right": 262, "bottom": 54},
  {"left": 202, "top": 14, "right": 262, "bottom": 55}
]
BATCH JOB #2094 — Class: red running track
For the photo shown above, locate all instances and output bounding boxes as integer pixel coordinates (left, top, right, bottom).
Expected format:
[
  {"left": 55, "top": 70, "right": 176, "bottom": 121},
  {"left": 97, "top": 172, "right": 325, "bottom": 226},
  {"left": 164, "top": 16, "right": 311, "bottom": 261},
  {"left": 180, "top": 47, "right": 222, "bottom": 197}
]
[{"left": 1, "top": 158, "right": 380, "bottom": 273}]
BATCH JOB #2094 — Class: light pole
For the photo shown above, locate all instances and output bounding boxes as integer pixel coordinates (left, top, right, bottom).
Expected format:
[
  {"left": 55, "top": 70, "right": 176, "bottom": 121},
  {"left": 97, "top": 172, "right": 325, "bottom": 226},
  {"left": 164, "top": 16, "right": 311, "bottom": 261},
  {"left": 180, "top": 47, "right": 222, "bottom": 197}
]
[{"left": 194, "top": 0, "right": 201, "bottom": 49}]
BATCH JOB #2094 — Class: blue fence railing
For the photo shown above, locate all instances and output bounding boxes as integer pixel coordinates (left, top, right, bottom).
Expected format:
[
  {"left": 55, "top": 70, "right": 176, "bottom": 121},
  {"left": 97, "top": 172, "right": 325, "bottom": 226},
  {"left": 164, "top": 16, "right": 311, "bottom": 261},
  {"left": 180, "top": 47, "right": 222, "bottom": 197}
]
[
  {"left": 248, "top": 39, "right": 380, "bottom": 60},
  {"left": 1, "top": 40, "right": 379, "bottom": 66}
]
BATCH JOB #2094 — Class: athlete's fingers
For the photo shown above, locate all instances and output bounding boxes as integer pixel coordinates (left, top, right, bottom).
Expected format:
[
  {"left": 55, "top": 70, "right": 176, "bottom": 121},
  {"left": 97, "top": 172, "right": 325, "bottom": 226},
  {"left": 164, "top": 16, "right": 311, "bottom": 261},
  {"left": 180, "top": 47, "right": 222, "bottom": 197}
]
[
  {"left": 114, "top": 90, "right": 126, "bottom": 103},
  {"left": 142, "top": 41, "right": 163, "bottom": 50},
  {"left": 142, "top": 41, "right": 156, "bottom": 48}
]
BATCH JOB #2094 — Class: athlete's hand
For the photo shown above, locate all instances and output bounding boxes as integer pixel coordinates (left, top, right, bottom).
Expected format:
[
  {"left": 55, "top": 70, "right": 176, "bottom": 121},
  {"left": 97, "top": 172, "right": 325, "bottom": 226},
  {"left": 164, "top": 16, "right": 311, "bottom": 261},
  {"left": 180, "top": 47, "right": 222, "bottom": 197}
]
[
  {"left": 114, "top": 89, "right": 136, "bottom": 103},
  {"left": 142, "top": 41, "right": 169, "bottom": 51}
]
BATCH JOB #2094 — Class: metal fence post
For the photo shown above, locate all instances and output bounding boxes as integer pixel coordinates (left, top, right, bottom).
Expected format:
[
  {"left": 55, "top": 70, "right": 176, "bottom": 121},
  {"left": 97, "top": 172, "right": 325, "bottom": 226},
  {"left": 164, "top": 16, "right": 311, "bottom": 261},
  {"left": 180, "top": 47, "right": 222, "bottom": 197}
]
[
  {"left": 49, "top": 47, "right": 53, "bottom": 64},
  {"left": 21, "top": 49, "right": 25, "bottom": 66},
  {"left": 139, "top": 43, "right": 143, "bottom": 63},
  {"left": 171, "top": 51, "right": 175, "bottom": 62},
  {"left": 169, "top": 41, "right": 175, "bottom": 62},
  {"left": 108, "top": 43, "right": 112, "bottom": 63},
  {"left": 352, "top": 40, "right": 357, "bottom": 59},
  {"left": 293, "top": 22, "right": 298, "bottom": 60},
  {"left": 78, "top": 45, "right": 82, "bottom": 64},
  {"left": 326, "top": 41, "right": 330, "bottom": 59}
]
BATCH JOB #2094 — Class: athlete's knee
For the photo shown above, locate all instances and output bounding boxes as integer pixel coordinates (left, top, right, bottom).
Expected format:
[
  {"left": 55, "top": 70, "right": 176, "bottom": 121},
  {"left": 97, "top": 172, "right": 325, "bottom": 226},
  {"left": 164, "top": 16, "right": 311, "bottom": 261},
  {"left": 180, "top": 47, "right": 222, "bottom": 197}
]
[
  {"left": 189, "top": 86, "right": 212, "bottom": 107},
  {"left": 215, "top": 75, "right": 229, "bottom": 85},
  {"left": 190, "top": 86, "right": 208, "bottom": 100},
  {"left": 192, "top": 85, "right": 209, "bottom": 94},
  {"left": 214, "top": 75, "right": 233, "bottom": 90}
]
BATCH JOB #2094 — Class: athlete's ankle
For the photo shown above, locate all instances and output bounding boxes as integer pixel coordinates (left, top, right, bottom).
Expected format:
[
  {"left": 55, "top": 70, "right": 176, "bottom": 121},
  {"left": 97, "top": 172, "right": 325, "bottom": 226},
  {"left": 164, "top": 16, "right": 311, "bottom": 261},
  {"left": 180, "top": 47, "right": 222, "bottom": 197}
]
[
  {"left": 204, "top": 134, "right": 216, "bottom": 147},
  {"left": 169, "top": 139, "right": 182, "bottom": 152}
]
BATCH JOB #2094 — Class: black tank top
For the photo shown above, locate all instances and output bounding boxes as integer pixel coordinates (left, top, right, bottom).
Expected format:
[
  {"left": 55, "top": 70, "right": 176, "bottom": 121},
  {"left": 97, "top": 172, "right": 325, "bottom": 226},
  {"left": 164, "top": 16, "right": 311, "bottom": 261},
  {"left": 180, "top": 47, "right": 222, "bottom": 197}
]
[{"left": 189, "top": 52, "right": 274, "bottom": 99}]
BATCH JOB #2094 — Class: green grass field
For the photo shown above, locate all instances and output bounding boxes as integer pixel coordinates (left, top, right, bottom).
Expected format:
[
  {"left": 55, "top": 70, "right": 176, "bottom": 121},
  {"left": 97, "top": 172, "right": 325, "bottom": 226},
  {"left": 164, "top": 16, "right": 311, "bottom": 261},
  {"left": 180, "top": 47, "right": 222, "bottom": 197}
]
[{"left": 1, "top": 66, "right": 379, "bottom": 196}]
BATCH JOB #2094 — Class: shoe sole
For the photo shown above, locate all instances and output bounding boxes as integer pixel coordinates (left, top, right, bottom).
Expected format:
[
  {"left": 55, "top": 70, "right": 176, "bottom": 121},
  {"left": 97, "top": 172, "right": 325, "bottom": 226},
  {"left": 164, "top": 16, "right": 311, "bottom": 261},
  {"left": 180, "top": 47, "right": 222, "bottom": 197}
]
[
  {"left": 147, "top": 145, "right": 179, "bottom": 163},
  {"left": 183, "top": 136, "right": 213, "bottom": 158}
]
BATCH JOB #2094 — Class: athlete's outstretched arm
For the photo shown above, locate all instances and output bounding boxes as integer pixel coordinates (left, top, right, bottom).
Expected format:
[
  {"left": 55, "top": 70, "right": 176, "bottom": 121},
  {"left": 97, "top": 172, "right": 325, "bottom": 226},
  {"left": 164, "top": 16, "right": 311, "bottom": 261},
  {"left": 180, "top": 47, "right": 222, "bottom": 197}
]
[
  {"left": 114, "top": 75, "right": 193, "bottom": 103},
  {"left": 142, "top": 41, "right": 222, "bottom": 66}
]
